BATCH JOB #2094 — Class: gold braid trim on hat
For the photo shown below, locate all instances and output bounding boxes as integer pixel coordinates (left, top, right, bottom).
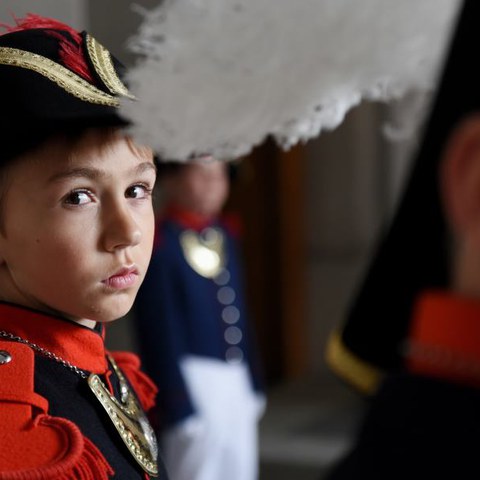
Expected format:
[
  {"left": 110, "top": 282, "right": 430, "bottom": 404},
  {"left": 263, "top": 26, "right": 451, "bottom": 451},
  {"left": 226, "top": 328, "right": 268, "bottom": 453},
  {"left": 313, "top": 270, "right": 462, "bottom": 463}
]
[
  {"left": 0, "top": 46, "right": 119, "bottom": 106},
  {"left": 85, "top": 34, "right": 135, "bottom": 100}
]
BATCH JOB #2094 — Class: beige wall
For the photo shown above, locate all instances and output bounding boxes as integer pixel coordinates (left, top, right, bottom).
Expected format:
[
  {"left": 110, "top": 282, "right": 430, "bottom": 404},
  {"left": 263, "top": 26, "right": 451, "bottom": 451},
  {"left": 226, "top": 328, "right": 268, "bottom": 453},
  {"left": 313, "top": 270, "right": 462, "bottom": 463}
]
[
  {"left": 305, "top": 101, "right": 415, "bottom": 374},
  {"left": 0, "top": 0, "right": 87, "bottom": 29},
  {"left": 87, "top": 0, "right": 160, "bottom": 66}
]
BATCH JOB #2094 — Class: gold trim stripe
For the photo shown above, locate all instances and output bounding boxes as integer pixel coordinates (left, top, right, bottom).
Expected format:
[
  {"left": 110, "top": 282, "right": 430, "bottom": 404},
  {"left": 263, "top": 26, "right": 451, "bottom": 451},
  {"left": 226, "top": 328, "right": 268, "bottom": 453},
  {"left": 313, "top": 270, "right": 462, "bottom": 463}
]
[
  {"left": 0, "top": 46, "right": 118, "bottom": 106},
  {"left": 86, "top": 34, "right": 135, "bottom": 100},
  {"left": 325, "top": 330, "right": 383, "bottom": 395}
]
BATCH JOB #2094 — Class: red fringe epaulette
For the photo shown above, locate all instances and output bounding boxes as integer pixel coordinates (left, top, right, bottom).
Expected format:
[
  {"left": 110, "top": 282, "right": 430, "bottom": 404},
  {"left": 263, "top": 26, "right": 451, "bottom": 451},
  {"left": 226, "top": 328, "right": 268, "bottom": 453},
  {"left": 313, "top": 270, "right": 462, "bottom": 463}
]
[
  {"left": 109, "top": 351, "right": 158, "bottom": 412},
  {"left": 0, "top": 341, "right": 114, "bottom": 480}
]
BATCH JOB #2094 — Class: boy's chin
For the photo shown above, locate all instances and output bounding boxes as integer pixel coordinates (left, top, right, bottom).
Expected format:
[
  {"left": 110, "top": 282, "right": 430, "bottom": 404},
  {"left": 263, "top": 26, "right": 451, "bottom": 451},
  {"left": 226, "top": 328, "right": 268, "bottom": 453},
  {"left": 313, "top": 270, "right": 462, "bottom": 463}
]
[
  {"left": 75, "top": 298, "right": 135, "bottom": 325},
  {"left": 94, "top": 304, "right": 134, "bottom": 324}
]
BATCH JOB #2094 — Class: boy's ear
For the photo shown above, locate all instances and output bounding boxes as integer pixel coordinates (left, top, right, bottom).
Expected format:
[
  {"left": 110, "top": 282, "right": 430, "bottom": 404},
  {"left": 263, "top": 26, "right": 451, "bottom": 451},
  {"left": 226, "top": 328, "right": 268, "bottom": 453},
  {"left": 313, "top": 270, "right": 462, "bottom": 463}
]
[{"left": 440, "top": 115, "right": 480, "bottom": 241}]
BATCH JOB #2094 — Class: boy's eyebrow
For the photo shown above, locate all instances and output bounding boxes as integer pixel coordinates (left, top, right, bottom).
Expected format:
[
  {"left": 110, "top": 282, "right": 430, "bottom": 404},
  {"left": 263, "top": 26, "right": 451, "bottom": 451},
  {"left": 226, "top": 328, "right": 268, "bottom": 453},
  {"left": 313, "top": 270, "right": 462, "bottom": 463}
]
[
  {"left": 48, "top": 167, "right": 103, "bottom": 183},
  {"left": 136, "top": 162, "right": 157, "bottom": 175},
  {"left": 48, "top": 162, "right": 157, "bottom": 183}
]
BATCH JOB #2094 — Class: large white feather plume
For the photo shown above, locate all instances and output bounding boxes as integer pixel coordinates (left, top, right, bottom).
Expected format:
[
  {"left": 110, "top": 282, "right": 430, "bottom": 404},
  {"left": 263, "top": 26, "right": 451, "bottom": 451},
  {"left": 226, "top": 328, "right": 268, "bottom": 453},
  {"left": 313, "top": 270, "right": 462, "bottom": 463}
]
[{"left": 122, "top": 0, "right": 460, "bottom": 160}]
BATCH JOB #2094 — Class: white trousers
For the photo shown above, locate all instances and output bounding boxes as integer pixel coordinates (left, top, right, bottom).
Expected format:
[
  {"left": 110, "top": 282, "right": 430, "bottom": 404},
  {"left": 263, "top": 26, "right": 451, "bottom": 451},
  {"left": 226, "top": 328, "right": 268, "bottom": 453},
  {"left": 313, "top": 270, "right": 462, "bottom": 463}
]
[{"left": 161, "top": 356, "right": 264, "bottom": 480}]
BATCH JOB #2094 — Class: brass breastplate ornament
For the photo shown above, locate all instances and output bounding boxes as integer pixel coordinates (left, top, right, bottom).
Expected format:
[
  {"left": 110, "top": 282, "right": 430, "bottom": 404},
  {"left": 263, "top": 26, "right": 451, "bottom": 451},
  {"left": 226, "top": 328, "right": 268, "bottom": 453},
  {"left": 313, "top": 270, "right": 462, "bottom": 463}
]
[
  {"left": 88, "top": 356, "right": 158, "bottom": 477},
  {"left": 180, "top": 227, "right": 226, "bottom": 279}
]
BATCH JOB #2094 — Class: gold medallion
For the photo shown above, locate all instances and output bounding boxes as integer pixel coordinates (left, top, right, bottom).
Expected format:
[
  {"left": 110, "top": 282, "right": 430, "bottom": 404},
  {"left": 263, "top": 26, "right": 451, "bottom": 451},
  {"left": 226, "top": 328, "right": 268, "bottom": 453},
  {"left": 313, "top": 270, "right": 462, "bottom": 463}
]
[
  {"left": 88, "top": 356, "right": 158, "bottom": 477},
  {"left": 180, "top": 227, "right": 226, "bottom": 278}
]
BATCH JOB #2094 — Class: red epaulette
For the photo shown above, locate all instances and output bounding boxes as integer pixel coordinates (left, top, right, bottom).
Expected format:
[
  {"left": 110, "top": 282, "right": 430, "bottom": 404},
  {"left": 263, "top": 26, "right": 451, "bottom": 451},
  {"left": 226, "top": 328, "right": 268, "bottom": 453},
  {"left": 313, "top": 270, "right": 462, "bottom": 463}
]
[
  {"left": 108, "top": 351, "right": 158, "bottom": 412},
  {"left": 0, "top": 340, "right": 114, "bottom": 479}
]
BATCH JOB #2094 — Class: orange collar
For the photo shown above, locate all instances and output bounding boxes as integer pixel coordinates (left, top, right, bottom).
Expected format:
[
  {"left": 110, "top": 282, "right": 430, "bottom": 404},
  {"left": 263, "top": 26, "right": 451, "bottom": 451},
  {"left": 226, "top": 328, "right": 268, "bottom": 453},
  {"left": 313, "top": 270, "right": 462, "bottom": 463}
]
[
  {"left": 406, "top": 291, "right": 480, "bottom": 387},
  {"left": 0, "top": 302, "right": 108, "bottom": 374}
]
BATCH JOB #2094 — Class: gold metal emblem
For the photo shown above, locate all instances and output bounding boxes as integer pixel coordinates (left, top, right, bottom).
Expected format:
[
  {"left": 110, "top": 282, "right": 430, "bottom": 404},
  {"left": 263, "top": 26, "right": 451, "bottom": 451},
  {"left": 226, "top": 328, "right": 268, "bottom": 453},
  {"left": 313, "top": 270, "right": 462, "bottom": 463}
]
[
  {"left": 88, "top": 356, "right": 158, "bottom": 477},
  {"left": 85, "top": 34, "right": 135, "bottom": 100},
  {"left": 180, "top": 227, "right": 226, "bottom": 278},
  {"left": 0, "top": 46, "right": 118, "bottom": 106}
]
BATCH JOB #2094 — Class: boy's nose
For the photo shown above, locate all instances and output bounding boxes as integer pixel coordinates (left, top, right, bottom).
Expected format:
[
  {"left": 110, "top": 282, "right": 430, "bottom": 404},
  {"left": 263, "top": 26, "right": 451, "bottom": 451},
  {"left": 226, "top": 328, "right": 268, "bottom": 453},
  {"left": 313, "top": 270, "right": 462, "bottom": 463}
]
[{"left": 102, "top": 202, "right": 142, "bottom": 252}]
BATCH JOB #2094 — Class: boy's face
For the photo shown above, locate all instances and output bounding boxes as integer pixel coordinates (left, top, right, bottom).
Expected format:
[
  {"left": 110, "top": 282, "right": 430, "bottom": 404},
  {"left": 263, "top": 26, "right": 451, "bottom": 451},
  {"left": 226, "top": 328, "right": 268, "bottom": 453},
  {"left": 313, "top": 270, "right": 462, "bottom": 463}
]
[
  {"left": 0, "top": 130, "right": 156, "bottom": 326},
  {"left": 167, "top": 160, "right": 229, "bottom": 217}
]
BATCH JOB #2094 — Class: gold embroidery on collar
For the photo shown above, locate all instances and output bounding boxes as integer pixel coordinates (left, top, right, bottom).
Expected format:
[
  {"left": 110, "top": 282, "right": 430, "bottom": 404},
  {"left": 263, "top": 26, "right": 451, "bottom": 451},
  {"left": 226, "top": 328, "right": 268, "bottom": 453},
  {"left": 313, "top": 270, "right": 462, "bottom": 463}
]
[
  {"left": 85, "top": 34, "right": 135, "bottom": 100},
  {"left": 0, "top": 46, "right": 118, "bottom": 106}
]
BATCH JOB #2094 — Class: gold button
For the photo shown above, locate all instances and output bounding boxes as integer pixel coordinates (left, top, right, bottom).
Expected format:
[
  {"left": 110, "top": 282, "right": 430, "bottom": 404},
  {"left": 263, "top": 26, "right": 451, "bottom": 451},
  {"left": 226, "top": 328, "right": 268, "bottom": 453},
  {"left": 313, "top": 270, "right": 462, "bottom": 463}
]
[
  {"left": 225, "top": 326, "right": 243, "bottom": 345},
  {"left": 217, "top": 286, "right": 236, "bottom": 305},
  {"left": 226, "top": 346, "right": 244, "bottom": 364},
  {"left": 222, "top": 305, "right": 240, "bottom": 324},
  {"left": 0, "top": 350, "right": 12, "bottom": 365}
]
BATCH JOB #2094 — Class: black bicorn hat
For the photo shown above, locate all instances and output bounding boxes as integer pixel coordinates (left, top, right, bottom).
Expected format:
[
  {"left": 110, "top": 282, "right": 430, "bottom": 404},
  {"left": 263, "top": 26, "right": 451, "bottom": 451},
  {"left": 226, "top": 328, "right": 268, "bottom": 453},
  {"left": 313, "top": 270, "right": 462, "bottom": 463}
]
[
  {"left": 326, "top": 0, "right": 478, "bottom": 394},
  {"left": 0, "top": 14, "right": 135, "bottom": 164}
]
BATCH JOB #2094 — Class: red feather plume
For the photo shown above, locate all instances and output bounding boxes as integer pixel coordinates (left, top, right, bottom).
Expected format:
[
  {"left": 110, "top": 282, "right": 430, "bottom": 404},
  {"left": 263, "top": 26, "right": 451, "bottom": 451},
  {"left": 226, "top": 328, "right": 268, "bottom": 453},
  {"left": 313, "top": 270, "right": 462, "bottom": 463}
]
[{"left": 1, "top": 13, "right": 95, "bottom": 84}]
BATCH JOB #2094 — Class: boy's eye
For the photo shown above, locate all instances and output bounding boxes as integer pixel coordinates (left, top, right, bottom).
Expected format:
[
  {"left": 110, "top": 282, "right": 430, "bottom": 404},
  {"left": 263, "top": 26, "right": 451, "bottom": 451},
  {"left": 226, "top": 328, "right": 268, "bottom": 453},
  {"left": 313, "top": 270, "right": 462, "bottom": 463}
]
[
  {"left": 63, "top": 190, "right": 92, "bottom": 206},
  {"left": 126, "top": 184, "right": 151, "bottom": 199}
]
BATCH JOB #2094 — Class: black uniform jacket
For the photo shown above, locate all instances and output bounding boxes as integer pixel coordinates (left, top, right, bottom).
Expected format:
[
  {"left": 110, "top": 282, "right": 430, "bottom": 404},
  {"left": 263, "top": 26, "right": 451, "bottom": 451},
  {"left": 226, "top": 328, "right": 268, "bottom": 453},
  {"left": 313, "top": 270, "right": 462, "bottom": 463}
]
[
  {"left": 328, "top": 291, "right": 480, "bottom": 479},
  {"left": 327, "top": 373, "right": 480, "bottom": 479}
]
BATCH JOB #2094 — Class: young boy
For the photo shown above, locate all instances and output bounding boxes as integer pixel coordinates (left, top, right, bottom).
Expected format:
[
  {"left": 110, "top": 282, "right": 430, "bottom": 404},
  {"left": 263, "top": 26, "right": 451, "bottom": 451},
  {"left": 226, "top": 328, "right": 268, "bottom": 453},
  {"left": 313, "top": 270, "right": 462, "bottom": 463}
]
[
  {"left": 328, "top": 0, "right": 480, "bottom": 478},
  {"left": 0, "top": 15, "right": 166, "bottom": 479},
  {"left": 133, "top": 159, "right": 265, "bottom": 480}
]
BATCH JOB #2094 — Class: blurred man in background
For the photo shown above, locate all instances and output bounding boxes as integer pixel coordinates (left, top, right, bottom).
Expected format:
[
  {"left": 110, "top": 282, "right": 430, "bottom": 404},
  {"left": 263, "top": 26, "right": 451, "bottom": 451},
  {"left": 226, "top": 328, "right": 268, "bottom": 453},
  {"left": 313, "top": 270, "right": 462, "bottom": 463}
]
[{"left": 133, "top": 158, "right": 265, "bottom": 480}]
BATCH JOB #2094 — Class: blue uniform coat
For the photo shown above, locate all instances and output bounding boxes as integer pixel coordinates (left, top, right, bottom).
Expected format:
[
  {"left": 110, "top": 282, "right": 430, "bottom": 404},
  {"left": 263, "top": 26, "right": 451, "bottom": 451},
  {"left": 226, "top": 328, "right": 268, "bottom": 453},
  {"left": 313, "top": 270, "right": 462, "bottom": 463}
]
[{"left": 134, "top": 213, "right": 264, "bottom": 428}]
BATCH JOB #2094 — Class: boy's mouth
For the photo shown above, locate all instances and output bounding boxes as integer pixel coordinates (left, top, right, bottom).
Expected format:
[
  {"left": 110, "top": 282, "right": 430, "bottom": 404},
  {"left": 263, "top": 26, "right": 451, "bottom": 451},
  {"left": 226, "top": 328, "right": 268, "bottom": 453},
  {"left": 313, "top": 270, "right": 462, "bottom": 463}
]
[{"left": 102, "top": 266, "right": 139, "bottom": 289}]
